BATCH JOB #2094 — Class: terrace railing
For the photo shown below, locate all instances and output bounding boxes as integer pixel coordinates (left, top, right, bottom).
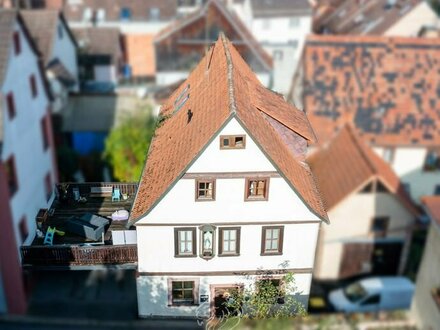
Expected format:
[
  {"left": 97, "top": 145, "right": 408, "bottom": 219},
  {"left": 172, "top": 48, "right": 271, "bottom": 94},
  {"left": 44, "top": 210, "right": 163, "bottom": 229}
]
[
  {"left": 21, "top": 244, "right": 137, "bottom": 267},
  {"left": 56, "top": 182, "right": 138, "bottom": 197}
]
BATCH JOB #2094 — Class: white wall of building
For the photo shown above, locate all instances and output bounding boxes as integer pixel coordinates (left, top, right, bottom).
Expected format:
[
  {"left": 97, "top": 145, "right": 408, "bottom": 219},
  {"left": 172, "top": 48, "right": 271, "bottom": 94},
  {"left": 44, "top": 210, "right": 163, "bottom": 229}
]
[
  {"left": 94, "top": 65, "right": 117, "bottom": 83},
  {"left": 50, "top": 17, "right": 79, "bottom": 90},
  {"left": 1, "top": 21, "right": 56, "bottom": 249},
  {"left": 374, "top": 146, "right": 440, "bottom": 202},
  {"left": 137, "top": 273, "right": 313, "bottom": 318},
  {"left": 385, "top": 2, "right": 439, "bottom": 37},
  {"left": 315, "top": 191, "right": 414, "bottom": 279},
  {"left": 410, "top": 223, "right": 440, "bottom": 329},
  {"left": 140, "top": 119, "right": 321, "bottom": 223},
  {"left": 136, "top": 118, "right": 322, "bottom": 317}
]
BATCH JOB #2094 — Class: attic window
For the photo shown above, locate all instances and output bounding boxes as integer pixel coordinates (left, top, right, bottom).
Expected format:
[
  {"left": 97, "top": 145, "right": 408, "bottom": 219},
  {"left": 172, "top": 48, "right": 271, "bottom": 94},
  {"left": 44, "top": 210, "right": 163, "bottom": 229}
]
[
  {"left": 173, "top": 84, "right": 190, "bottom": 114},
  {"left": 220, "top": 135, "right": 246, "bottom": 149},
  {"left": 13, "top": 31, "right": 21, "bottom": 55},
  {"left": 424, "top": 149, "right": 440, "bottom": 171}
]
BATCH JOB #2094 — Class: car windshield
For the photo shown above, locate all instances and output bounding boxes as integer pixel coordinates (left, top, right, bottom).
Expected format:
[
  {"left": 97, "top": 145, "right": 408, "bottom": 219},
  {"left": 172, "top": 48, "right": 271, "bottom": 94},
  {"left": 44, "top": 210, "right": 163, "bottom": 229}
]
[{"left": 344, "top": 282, "right": 368, "bottom": 303}]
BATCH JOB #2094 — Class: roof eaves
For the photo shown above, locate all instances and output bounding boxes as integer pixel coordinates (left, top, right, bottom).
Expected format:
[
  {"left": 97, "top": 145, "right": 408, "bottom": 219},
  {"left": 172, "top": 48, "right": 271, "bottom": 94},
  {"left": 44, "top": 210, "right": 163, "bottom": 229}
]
[
  {"left": 128, "top": 113, "right": 236, "bottom": 228},
  {"left": 235, "top": 114, "right": 329, "bottom": 223}
]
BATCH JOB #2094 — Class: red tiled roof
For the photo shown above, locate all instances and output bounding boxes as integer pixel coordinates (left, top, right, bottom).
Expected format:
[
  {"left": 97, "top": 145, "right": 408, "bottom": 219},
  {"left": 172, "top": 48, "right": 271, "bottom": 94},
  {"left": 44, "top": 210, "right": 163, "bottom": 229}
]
[
  {"left": 128, "top": 35, "right": 327, "bottom": 226},
  {"left": 123, "top": 34, "right": 155, "bottom": 77},
  {"left": 314, "top": 0, "right": 423, "bottom": 35},
  {"left": 421, "top": 196, "right": 440, "bottom": 226},
  {"left": 301, "top": 34, "right": 440, "bottom": 146},
  {"left": 308, "top": 125, "right": 418, "bottom": 215}
]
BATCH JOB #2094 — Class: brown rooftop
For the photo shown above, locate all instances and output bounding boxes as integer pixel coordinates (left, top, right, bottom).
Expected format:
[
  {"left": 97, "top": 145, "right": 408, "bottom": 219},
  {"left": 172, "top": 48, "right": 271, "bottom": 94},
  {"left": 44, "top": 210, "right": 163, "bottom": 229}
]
[
  {"left": 129, "top": 34, "right": 327, "bottom": 226},
  {"left": 301, "top": 34, "right": 440, "bottom": 146},
  {"left": 421, "top": 196, "right": 440, "bottom": 227},
  {"left": 308, "top": 125, "right": 418, "bottom": 214}
]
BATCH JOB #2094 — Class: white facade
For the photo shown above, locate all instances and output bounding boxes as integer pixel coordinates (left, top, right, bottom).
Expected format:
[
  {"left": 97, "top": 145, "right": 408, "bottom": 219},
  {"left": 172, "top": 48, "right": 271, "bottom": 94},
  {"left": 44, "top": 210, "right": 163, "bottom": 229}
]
[
  {"left": 136, "top": 118, "right": 322, "bottom": 317},
  {"left": 410, "top": 222, "right": 440, "bottom": 329},
  {"left": 50, "top": 17, "right": 79, "bottom": 89},
  {"left": 373, "top": 146, "right": 439, "bottom": 202},
  {"left": 1, "top": 20, "right": 56, "bottom": 250},
  {"left": 237, "top": 0, "right": 312, "bottom": 95},
  {"left": 384, "top": 1, "right": 440, "bottom": 37},
  {"left": 315, "top": 190, "right": 414, "bottom": 280}
]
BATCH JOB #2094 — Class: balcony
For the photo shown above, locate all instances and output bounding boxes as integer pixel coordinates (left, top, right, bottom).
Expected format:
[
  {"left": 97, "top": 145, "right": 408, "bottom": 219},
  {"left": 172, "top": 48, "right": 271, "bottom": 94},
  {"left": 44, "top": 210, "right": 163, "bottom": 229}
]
[{"left": 21, "top": 244, "right": 137, "bottom": 267}]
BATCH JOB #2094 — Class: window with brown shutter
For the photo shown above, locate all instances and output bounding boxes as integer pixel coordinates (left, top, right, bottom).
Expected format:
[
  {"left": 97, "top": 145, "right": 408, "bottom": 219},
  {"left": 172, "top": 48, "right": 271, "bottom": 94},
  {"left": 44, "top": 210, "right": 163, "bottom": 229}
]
[
  {"left": 174, "top": 227, "right": 197, "bottom": 257},
  {"left": 13, "top": 31, "right": 21, "bottom": 55},
  {"left": 220, "top": 135, "right": 246, "bottom": 149},
  {"left": 245, "top": 178, "right": 269, "bottom": 201},
  {"left": 5, "top": 156, "right": 18, "bottom": 196},
  {"left": 41, "top": 116, "right": 50, "bottom": 150},
  {"left": 195, "top": 179, "right": 215, "bottom": 201},
  {"left": 30, "top": 74, "right": 38, "bottom": 98},
  {"left": 218, "top": 227, "right": 240, "bottom": 256}
]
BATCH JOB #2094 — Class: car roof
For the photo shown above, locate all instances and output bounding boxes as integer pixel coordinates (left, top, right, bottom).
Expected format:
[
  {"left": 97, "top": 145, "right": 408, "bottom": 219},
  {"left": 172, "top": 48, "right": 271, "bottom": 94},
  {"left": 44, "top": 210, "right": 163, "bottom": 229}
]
[{"left": 359, "top": 277, "right": 414, "bottom": 293}]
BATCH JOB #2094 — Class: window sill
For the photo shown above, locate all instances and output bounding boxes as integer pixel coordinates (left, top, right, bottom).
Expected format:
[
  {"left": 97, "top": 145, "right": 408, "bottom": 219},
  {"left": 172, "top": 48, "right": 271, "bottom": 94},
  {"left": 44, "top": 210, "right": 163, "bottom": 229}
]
[
  {"left": 244, "top": 197, "right": 268, "bottom": 202},
  {"left": 260, "top": 252, "right": 283, "bottom": 256},
  {"left": 218, "top": 253, "right": 240, "bottom": 257},
  {"left": 195, "top": 198, "right": 215, "bottom": 202},
  {"left": 174, "top": 254, "right": 197, "bottom": 258},
  {"left": 168, "top": 303, "right": 199, "bottom": 307}
]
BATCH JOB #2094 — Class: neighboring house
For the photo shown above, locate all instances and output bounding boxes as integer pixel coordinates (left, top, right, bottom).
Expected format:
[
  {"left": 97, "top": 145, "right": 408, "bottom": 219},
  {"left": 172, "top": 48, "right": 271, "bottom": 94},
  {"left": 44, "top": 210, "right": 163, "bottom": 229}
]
[
  {"left": 0, "top": 9, "right": 57, "bottom": 314},
  {"left": 131, "top": 34, "right": 328, "bottom": 318},
  {"left": 314, "top": 0, "right": 439, "bottom": 37},
  {"left": 123, "top": 34, "right": 156, "bottom": 83},
  {"left": 292, "top": 35, "right": 440, "bottom": 202},
  {"left": 154, "top": 0, "right": 272, "bottom": 87},
  {"left": 61, "top": 0, "right": 179, "bottom": 34},
  {"left": 21, "top": 9, "right": 78, "bottom": 114},
  {"left": 235, "top": 0, "right": 313, "bottom": 94},
  {"left": 309, "top": 125, "right": 418, "bottom": 280},
  {"left": 73, "top": 27, "right": 123, "bottom": 92},
  {"left": 411, "top": 196, "right": 440, "bottom": 329}
]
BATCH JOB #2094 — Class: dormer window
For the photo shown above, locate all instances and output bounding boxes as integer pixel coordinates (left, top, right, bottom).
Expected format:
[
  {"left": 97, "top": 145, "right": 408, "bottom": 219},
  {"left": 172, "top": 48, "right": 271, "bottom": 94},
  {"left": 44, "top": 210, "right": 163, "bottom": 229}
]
[
  {"left": 220, "top": 135, "right": 246, "bottom": 149},
  {"left": 196, "top": 179, "right": 215, "bottom": 201},
  {"left": 245, "top": 178, "right": 269, "bottom": 201}
]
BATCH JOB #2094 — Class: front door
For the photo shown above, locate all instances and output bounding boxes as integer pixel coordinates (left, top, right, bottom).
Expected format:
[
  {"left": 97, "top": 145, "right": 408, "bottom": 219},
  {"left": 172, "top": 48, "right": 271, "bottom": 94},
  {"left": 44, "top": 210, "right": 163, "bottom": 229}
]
[{"left": 211, "top": 285, "right": 241, "bottom": 318}]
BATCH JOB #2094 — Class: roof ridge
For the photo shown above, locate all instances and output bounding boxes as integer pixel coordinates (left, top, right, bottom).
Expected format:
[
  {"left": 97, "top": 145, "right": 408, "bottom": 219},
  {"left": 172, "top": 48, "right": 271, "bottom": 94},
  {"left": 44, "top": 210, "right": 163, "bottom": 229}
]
[{"left": 220, "top": 33, "right": 237, "bottom": 115}]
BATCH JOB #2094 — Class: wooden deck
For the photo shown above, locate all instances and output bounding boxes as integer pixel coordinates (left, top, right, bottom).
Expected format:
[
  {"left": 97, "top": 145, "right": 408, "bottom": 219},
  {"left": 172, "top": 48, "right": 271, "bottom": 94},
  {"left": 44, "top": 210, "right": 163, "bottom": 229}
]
[{"left": 32, "top": 183, "right": 138, "bottom": 246}]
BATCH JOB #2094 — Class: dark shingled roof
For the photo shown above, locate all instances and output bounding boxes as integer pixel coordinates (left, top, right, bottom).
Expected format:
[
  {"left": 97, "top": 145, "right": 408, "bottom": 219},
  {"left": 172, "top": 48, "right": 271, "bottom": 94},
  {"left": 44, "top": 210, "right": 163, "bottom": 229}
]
[
  {"left": 129, "top": 35, "right": 327, "bottom": 226},
  {"left": 301, "top": 34, "right": 440, "bottom": 146},
  {"left": 73, "top": 27, "right": 121, "bottom": 63},
  {"left": 21, "top": 10, "right": 77, "bottom": 67}
]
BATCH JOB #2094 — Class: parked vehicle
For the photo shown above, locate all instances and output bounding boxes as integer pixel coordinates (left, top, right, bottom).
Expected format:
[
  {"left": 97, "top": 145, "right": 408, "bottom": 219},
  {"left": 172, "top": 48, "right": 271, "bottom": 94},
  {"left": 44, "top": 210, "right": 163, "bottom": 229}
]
[{"left": 329, "top": 277, "right": 414, "bottom": 313}]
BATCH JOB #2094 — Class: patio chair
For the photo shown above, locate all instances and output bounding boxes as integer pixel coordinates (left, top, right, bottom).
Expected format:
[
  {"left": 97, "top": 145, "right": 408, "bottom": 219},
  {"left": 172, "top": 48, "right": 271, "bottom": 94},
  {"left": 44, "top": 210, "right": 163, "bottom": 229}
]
[
  {"left": 72, "top": 187, "right": 80, "bottom": 201},
  {"left": 112, "top": 188, "right": 121, "bottom": 202},
  {"left": 43, "top": 227, "right": 56, "bottom": 245}
]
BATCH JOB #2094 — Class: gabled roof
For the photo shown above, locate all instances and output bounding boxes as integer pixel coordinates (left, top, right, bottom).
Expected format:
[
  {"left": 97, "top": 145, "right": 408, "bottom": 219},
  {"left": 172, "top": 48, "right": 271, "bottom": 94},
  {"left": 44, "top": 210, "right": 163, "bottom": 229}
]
[
  {"left": 308, "top": 125, "right": 418, "bottom": 215},
  {"left": 21, "top": 10, "right": 77, "bottom": 67},
  {"left": 421, "top": 196, "right": 440, "bottom": 227},
  {"left": 128, "top": 35, "right": 327, "bottom": 226},
  {"left": 0, "top": 9, "right": 52, "bottom": 151},
  {"left": 155, "top": 0, "right": 272, "bottom": 72},
  {"left": 314, "top": 0, "right": 425, "bottom": 35},
  {"left": 251, "top": 0, "right": 312, "bottom": 18},
  {"left": 73, "top": 27, "right": 121, "bottom": 63},
  {"left": 301, "top": 35, "right": 440, "bottom": 146}
]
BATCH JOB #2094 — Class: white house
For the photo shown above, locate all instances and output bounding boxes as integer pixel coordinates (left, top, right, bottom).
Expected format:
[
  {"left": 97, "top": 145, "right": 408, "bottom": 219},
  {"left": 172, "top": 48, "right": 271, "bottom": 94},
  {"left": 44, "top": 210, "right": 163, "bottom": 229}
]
[
  {"left": 0, "top": 9, "right": 57, "bottom": 314},
  {"left": 308, "top": 125, "right": 418, "bottom": 280},
  {"left": 130, "top": 35, "right": 328, "bottom": 318},
  {"left": 411, "top": 196, "right": 440, "bottom": 329},
  {"left": 21, "top": 9, "right": 78, "bottom": 113},
  {"left": 233, "top": 0, "right": 313, "bottom": 95},
  {"left": 314, "top": 0, "right": 439, "bottom": 37},
  {"left": 293, "top": 35, "right": 440, "bottom": 203}
]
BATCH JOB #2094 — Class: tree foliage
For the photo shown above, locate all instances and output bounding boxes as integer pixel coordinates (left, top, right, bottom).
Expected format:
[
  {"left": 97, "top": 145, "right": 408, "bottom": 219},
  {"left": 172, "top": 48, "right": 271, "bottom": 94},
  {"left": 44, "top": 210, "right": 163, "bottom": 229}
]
[
  {"left": 104, "top": 110, "right": 156, "bottom": 182},
  {"left": 223, "top": 271, "right": 306, "bottom": 321}
]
